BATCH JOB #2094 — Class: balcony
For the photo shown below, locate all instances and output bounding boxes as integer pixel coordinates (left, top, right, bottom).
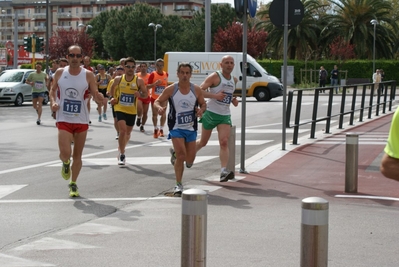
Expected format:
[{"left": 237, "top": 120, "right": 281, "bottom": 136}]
[
  {"left": 33, "top": 13, "right": 46, "bottom": 19},
  {"left": 80, "top": 12, "right": 94, "bottom": 18},
  {"left": 57, "top": 12, "right": 72, "bottom": 19},
  {"left": 33, "top": 26, "right": 46, "bottom": 32}
]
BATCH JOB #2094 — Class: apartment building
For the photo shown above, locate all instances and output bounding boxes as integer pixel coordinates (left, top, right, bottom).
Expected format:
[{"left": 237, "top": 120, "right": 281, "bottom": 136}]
[{"left": 0, "top": 0, "right": 204, "bottom": 45}]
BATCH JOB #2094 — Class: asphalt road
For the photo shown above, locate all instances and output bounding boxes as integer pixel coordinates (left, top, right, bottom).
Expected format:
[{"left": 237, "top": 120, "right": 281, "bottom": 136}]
[{"left": 0, "top": 94, "right": 382, "bottom": 266}]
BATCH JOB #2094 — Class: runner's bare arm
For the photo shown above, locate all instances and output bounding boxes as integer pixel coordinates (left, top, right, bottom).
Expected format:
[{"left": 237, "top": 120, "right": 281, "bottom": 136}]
[
  {"left": 200, "top": 72, "right": 225, "bottom": 100},
  {"left": 136, "top": 78, "right": 148, "bottom": 98},
  {"left": 154, "top": 84, "right": 173, "bottom": 115},
  {"left": 194, "top": 85, "right": 206, "bottom": 118},
  {"left": 87, "top": 71, "right": 104, "bottom": 104},
  {"left": 109, "top": 76, "right": 121, "bottom": 105},
  {"left": 50, "top": 69, "right": 62, "bottom": 112}
]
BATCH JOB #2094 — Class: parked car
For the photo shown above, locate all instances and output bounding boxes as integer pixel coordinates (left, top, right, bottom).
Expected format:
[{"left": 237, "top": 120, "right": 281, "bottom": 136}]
[{"left": 0, "top": 69, "right": 49, "bottom": 106}]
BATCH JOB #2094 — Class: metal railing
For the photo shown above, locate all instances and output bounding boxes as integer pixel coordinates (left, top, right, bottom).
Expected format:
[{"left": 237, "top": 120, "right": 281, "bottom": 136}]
[{"left": 286, "top": 81, "right": 397, "bottom": 145}]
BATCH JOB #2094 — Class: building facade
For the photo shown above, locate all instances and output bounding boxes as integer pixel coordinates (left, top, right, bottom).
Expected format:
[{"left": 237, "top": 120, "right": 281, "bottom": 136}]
[{"left": 0, "top": 0, "right": 204, "bottom": 45}]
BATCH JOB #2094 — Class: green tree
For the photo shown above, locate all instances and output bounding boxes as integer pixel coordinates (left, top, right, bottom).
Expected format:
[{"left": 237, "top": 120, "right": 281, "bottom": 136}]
[
  {"left": 256, "top": 0, "right": 325, "bottom": 60},
  {"left": 87, "top": 10, "right": 113, "bottom": 59},
  {"left": 102, "top": 9, "right": 130, "bottom": 60},
  {"left": 327, "top": 0, "right": 398, "bottom": 59}
]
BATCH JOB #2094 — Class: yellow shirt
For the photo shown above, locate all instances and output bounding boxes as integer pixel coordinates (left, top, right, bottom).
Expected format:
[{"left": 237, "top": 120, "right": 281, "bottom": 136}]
[
  {"left": 113, "top": 74, "right": 138, "bottom": 115},
  {"left": 385, "top": 108, "right": 399, "bottom": 159}
]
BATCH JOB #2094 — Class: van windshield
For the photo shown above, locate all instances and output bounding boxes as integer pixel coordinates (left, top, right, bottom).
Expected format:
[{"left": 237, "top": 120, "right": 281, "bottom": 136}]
[{"left": 240, "top": 62, "right": 269, "bottom": 76}]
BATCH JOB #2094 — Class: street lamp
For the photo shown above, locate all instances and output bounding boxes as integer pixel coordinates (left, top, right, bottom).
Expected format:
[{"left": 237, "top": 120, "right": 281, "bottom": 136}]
[
  {"left": 78, "top": 24, "right": 92, "bottom": 33},
  {"left": 148, "top": 23, "right": 162, "bottom": 61},
  {"left": 370, "top": 19, "right": 379, "bottom": 74}
]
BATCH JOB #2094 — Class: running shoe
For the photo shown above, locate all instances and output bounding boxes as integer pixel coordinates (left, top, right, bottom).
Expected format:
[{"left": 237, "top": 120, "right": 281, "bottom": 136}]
[
  {"left": 61, "top": 159, "right": 71, "bottom": 180},
  {"left": 140, "top": 126, "right": 145, "bottom": 132},
  {"left": 136, "top": 117, "right": 141, "bottom": 127},
  {"left": 98, "top": 115, "right": 102, "bottom": 122},
  {"left": 153, "top": 129, "right": 159, "bottom": 138},
  {"left": 36, "top": 119, "right": 41, "bottom": 125},
  {"left": 186, "top": 163, "right": 193, "bottom": 168},
  {"left": 159, "top": 129, "right": 164, "bottom": 137},
  {"left": 220, "top": 170, "right": 234, "bottom": 182},
  {"left": 115, "top": 133, "right": 119, "bottom": 140},
  {"left": 169, "top": 148, "right": 176, "bottom": 166},
  {"left": 103, "top": 113, "right": 107, "bottom": 120},
  {"left": 118, "top": 153, "right": 126, "bottom": 165},
  {"left": 69, "top": 182, "right": 80, "bottom": 197},
  {"left": 173, "top": 183, "right": 183, "bottom": 196}
]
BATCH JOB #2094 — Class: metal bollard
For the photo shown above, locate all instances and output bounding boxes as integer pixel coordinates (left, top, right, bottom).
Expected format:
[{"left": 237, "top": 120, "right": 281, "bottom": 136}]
[
  {"left": 181, "top": 189, "right": 207, "bottom": 267},
  {"left": 345, "top": 133, "right": 359, "bottom": 193},
  {"left": 227, "top": 125, "right": 236, "bottom": 178},
  {"left": 300, "top": 197, "right": 329, "bottom": 267}
]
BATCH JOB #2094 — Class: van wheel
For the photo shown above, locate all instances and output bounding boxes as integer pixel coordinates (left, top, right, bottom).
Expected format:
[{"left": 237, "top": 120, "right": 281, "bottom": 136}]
[
  {"left": 254, "top": 88, "right": 271, "bottom": 101},
  {"left": 14, "top": 94, "right": 24, "bottom": 106}
]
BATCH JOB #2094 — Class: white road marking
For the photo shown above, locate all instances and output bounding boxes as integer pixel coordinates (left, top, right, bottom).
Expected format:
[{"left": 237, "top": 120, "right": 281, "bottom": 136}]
[
  {"left": 315, "top": 141, "right": 386, "bottom": 145},
  {"left": 12, "top": 237, "right": 98, "bottom": 251},
  {"left": 0, "top": 253, "right": 55, "bottom": 266},
  {"left": 45, "top": 156, "right": 218, "bottom": 167},
  {"left": 335, "top": 194, "right": 399, "bottom": 202},
  {"left": 151, "top": 140, "right": 273, "bottom": 146},
  {"left": 0, "top": 196, "right": 175, "bottom": 204},
  {"left": 0, "top": 185, "right": 27, "bottom": 199},
  {"left": 235, "top": 129, "right": 309, "bottom": 134},
  {"left": 57, "top": 223, "right": 133, "bottom": 236}
]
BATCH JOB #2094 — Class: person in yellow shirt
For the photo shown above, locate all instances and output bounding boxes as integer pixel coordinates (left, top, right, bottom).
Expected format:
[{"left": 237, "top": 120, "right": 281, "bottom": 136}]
[
  {"left": 106, "top": 65, "right": 124, "bottom": 140},
  {"left": 95, "top": 64, "right": 112, "bottom": 122},
  {"left": 109, "top": 57, "right": 147, "bottom": 165},
  {"left": 381, "top": 108, "right": 399, "bottom": 180}
]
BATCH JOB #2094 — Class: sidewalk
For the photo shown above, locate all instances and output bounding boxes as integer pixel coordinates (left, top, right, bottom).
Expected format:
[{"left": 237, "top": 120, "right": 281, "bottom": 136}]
[{"left": 4, "top": 110, "right": 399, "bottom": 267}]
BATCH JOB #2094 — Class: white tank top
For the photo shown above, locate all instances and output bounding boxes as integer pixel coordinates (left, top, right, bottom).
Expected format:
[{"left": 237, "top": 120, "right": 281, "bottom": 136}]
[
  {"left": 168, "top": 83, "right": 198, "bottom": 131},
  {"left": 56, "top": 66, "right": 90, "bottom": 124},
  {"left": 206, "top": 71, "right": 235, "bottom": 115}
]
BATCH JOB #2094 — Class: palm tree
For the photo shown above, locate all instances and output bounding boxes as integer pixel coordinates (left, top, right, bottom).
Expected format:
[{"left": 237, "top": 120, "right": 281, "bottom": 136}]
[
  {"left": 256, "top": 0, "right": 327, "bottom": 60},
  {"left": 327, "top": 0, "right": 398, "bottom": 59}
]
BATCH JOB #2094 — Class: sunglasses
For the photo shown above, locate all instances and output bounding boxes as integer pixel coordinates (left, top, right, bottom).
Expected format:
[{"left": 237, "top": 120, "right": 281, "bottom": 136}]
[
  {"left": 125, "top": 65, "right": 136, "bottom": 69},
  {"left": 68, "top": 53, "right": 83, "bottom": 58}
]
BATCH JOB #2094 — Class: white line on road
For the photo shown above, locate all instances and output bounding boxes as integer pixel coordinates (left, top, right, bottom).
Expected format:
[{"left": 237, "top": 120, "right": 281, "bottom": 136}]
[
  {"left": 335, "top": 194, "right": 399, "bottom": 202},
  {"left": 0, "top": 196, "right": 176, "bottom": 204}
]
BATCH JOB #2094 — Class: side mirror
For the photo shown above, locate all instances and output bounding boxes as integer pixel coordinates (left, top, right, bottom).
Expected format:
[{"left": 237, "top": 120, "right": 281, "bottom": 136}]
[{"left": 239, "top": 76, "right": 242, "bottom": 81}]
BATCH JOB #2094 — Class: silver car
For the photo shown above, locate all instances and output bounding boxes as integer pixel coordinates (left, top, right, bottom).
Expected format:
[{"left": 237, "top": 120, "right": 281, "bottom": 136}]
[{"left": 0, "top": 69, "right": 49, "bottom": 106}]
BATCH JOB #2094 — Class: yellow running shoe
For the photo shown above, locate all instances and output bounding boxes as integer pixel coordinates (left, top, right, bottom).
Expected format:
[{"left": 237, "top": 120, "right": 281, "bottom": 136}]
[
  {"left": 69, "top": 182, "right": 79, "bottom": 197},
  {"left": 61, "top": 160, "right": 71, "bottom": 180}
]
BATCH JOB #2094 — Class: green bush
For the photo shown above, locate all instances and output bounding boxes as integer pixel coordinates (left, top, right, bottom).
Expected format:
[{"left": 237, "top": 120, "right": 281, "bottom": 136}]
[{"left": 258, "top": 59, "right": 399, "bottom": 84}]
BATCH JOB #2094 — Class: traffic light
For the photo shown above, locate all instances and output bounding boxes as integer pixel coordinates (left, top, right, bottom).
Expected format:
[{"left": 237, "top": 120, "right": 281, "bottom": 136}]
[
  {"left": 35, "top": 37, "right": 44, "bottom": 53},
  {"left": 23, "top": 36, "right": 32, "bottom": 52}
]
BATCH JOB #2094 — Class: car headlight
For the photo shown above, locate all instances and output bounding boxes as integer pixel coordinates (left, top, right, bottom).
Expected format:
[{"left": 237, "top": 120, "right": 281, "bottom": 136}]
[{"left": 2, "top": 88, "right": 14, "bottom": 93}]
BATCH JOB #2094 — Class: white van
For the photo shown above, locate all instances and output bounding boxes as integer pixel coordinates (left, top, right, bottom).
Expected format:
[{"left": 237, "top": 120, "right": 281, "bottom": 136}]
[{"left": 163, "top": 52, "right": 283, "bottom": 101}]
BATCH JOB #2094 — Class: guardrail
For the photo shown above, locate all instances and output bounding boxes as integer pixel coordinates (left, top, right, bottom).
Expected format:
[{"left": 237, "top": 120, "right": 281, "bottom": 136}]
[{"left": 286, "top": 81, "right": 397, "bottom": 145}]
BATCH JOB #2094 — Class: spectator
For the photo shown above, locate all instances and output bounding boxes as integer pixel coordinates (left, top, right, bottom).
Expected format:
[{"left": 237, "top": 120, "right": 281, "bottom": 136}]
[
  {"left": 319, "top": 66, "right": 328, "bottom": 93},
  {"left": 330, "top": 65, "right": 339, "bottom": 94}
]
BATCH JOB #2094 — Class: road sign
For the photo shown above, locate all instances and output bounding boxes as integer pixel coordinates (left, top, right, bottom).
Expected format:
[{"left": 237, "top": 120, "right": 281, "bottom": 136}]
[
  {"left": 269, "top": 0, "right": 304, "bottom": 29},
  {"left": 248, "top": 0, "right": 257, "bottom": 18}
]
